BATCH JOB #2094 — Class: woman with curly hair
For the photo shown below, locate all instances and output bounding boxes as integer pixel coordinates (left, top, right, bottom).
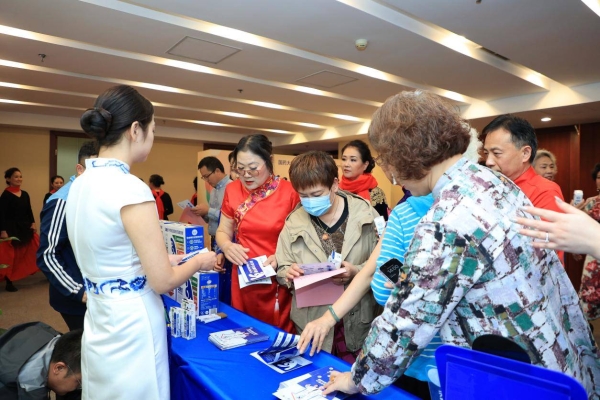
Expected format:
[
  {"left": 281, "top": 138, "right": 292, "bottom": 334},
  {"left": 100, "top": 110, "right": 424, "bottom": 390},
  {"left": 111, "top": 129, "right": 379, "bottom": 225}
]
[{"left": 319, "top": 91, "right": 600, "bottom": 398}]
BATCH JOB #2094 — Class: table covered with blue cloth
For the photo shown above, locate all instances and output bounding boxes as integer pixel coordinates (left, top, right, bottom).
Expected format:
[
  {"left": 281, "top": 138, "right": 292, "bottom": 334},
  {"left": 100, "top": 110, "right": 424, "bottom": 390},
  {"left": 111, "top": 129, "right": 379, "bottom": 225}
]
[{"left": 163, "top": 296, "right": 418, "bottom": 400}]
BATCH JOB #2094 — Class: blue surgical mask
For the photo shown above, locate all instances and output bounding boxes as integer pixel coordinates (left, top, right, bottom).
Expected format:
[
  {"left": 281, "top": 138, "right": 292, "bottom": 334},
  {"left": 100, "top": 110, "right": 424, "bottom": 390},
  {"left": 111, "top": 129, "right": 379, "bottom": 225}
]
[{"left": 301, "top": 193, "right": 332, "bottom": 217}]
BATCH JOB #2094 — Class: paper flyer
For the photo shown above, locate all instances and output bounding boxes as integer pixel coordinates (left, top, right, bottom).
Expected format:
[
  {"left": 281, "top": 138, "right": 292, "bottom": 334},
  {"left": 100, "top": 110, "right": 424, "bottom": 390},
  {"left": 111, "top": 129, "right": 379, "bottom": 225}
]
[{"left": 177, "top": 199, "right": 195, "bottom": 209}]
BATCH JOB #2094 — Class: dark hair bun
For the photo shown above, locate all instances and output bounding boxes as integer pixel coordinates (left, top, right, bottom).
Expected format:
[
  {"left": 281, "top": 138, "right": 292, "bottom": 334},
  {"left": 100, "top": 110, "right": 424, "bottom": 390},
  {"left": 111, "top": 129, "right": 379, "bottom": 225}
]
[{"left": 80, "top": 107, "right": 113, "bottom": 140}]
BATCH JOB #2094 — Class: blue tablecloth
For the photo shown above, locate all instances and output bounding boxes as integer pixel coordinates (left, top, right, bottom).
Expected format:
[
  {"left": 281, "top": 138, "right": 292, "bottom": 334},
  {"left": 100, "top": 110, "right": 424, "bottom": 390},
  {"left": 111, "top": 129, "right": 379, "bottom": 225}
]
[{"left": 164, "top": 297, "right": 418, "bottom": 400}]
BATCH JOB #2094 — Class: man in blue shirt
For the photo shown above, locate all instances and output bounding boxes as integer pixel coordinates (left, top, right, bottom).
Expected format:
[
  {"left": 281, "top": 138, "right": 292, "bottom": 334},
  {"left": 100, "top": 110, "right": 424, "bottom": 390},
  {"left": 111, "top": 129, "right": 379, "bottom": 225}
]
[{"left": 36, "top": 141, "right": 98, "bottom": 331}]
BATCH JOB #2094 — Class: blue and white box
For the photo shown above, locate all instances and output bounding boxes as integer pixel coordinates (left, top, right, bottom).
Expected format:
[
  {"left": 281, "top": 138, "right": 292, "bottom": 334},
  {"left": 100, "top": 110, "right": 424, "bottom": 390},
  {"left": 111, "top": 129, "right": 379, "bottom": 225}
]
[
  {"left": 177, "top": 271, "right": 219, "bottom": 316},
  {"left": 162, "top": 222, "right": 204, "bottom": 255}
]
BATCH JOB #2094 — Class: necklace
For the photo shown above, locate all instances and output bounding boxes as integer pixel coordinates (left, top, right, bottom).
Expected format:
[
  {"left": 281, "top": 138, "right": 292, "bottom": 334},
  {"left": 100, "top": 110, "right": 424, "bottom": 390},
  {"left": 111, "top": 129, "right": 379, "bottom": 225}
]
[{"left": 315, "top": 195, "right": 340, "bottom": 241}]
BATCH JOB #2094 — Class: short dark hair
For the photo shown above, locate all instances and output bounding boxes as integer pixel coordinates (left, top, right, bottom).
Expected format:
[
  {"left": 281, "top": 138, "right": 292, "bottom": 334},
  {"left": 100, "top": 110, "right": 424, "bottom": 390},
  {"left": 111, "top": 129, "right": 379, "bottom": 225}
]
[
  {"left": 234, "top": 134, "right": 273, "bottom": 174},
  {"left": 368, "top": 91, "right": 470, "bottom": 181},
  {"left": 482, "top": 114, "right": 537, "bottom": 164},
  {"left": 77, "top": 141, "right": 99, "bottom": 165},
  {"left": 193, "top": 176, "right": 198, "bottom": 190},
  {"left": 289, "top": 151, "right": 338, "bottom": 191},
  {"left": 80, "top": 85, "right": 154, "bottom": 147},
  {"left": 341, "top": 140, "right": 375, "bottom": 173},
  {"left": 149, "top": 174, "right": 164, "bottom": 187},
  {"left": 198, "top": 156, "right": 224, "bottom": 173},
  {"left": 592, "top": 163, "right": 600, "bottom": 181},
  {"left": 51, "top": 329, "right": 83, "bottom": 375},
  {"left": 4, "top": 167, "right": 20, "bottom": 185},
  {"left": 50, "top": 175, "right": 64, "bottom": 184}
]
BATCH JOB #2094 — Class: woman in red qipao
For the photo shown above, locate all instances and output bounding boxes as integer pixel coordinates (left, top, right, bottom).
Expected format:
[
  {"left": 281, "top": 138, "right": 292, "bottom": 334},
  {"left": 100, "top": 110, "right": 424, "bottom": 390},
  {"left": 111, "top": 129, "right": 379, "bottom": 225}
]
[
  {"left": 0, "top": 167, "right": 39, "bottom": 292},
  {"left": 216, "top": 134, "right": 299, "bottom": 332}
]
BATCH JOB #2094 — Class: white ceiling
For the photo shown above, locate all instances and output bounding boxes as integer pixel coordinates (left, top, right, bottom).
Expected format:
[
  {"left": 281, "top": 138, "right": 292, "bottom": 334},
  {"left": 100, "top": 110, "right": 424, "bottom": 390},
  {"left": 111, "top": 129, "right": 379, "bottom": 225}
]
[{"left": 0, "top": 0, "right": 599, "bottom": 152}]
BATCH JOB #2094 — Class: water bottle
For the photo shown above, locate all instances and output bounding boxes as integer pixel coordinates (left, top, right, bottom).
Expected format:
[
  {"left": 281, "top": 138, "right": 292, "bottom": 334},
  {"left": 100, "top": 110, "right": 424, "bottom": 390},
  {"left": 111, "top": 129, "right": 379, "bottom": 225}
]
[{"left": 574, "top": 190, "right": 584, "bottom": 206}]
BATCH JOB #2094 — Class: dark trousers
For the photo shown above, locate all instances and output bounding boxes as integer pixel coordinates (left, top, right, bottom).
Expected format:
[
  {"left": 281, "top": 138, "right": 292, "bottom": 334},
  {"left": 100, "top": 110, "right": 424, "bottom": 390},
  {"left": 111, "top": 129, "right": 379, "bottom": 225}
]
[{"left": 61, "top": 313, "right": 85, "bottom": 331}]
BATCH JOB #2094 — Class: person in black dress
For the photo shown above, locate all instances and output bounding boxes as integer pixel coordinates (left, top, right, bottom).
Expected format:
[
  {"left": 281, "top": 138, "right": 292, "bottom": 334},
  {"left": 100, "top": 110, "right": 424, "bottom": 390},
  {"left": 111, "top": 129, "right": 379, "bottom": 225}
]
[{"left": 0, "top": 167, "right": 38, "bottom": 292}]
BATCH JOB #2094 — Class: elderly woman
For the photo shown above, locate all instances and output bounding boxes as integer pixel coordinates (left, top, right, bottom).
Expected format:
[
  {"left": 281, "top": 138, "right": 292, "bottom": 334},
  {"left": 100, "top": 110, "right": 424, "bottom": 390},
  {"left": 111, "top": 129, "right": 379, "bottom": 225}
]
[
  {"left": 340, "top": 140, "right": 389, "bottom": 220},
  {"left": 216, "top": 134, "right": 299, "bottom": 332},
  {"left": 276, "top": 151, "right": 379, "bottom": 363},
  {"left": 322, "top": 91, "right": 600, "bottom": 397},
  {"left": 532, "top": 149, "right": 558, "bottom": 181}
]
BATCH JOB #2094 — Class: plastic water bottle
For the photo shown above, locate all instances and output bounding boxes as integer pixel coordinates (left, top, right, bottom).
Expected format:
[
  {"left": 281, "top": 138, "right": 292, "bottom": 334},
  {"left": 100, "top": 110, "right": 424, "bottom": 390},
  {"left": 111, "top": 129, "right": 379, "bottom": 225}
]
[{"left": 574, "top": 190, "right": 584, "bottom": 206}]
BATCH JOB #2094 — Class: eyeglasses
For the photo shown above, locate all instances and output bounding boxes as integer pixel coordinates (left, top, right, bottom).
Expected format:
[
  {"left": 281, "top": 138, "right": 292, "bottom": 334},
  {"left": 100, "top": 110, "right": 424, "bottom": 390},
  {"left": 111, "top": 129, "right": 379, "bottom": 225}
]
[
  {"left": 236, "top": 163, "right": 265, "bottom": 177},
  {"left": 66, "top": 363, "right": 82, "bottom": 391},
  {"left": 373, "top": 155, "right": 386, "bottom": 166},
  {"left": 200, "top": 171, "right": 214, "bottom": 181}
]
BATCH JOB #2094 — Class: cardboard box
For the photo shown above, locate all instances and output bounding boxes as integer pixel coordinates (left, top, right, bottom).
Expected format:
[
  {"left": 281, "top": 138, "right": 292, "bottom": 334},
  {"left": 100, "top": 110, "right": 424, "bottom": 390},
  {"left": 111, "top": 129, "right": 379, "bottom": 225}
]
[
  {"left": 162, "top": 222, "right": 204, "bottom": 255},
  {"left": 177, "top": 271, "right": 219, "bottom": 315}
]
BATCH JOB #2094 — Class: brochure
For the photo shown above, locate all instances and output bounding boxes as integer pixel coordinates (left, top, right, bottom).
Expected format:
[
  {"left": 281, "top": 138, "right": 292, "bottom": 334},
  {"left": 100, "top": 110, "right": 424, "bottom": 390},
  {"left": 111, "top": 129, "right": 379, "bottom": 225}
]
[
  {"left": 293, "top": 268, "right": 346, "bottom": 308},
  {"left": 299, "top": 262, "right": 337, "bottom": 275},
  {"left": 273, "top": 366, "right": 349, "bottom": 400},
  {"left": 177, "top": 199, "right": 194, "bottom": 209},
  {"left": 238, "top": 255, "right": 275, "bottom": 288},
  {"left": 250, "top": 332, "right": 312, "bottom": 373},
  {"left": 208, "top": 326, "right": 269, "bottom": 350}
]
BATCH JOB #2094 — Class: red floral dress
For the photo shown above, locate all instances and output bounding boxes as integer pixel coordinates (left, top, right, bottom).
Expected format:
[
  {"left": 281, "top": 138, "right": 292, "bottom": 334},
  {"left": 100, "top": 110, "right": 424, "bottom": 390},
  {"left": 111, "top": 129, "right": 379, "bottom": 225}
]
[{"left": 579, "top": 197, "right": 600, "bottom": 320}]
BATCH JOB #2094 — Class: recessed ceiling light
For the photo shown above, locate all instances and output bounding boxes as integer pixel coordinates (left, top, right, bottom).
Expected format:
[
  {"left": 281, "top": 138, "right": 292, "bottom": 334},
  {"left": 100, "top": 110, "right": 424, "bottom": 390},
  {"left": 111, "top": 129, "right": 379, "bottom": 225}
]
[{"left": 541, "top": 117, "right": 551, "bottom": 122}]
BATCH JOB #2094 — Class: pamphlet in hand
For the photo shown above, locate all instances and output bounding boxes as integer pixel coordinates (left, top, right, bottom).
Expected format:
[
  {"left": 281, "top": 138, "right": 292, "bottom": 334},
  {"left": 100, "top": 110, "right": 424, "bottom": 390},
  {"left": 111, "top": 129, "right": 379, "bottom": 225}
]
[
  {"left": 177, "top": 199, "right": 194, "bottom": 209},
  {"left": 273, "top": 366, "right": 349, "bottom": 400},
  {"left": 238, "top": 255, "right": 276, "bottom": 288},
  {"left": 299, "top": 262, "right": 337, "bottom": 275},
  {"left": 250, "top": 332, "right": 312, "bottom": 373},
  {"left": 208, "top": 326, "right": 269, "bottom": 350}
]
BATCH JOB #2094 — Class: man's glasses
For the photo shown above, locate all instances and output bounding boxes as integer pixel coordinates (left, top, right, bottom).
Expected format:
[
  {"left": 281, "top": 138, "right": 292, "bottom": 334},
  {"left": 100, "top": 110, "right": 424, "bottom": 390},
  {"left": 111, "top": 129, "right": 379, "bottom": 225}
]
[
  {"left": 236, "top": 163, "right": 265, "bottom": 177},
  {"left": 66, "top": 363, "right": 82, "bottom": 391},
  {"left": 200, "top": 171, "right": 214, "bottom": 181}
]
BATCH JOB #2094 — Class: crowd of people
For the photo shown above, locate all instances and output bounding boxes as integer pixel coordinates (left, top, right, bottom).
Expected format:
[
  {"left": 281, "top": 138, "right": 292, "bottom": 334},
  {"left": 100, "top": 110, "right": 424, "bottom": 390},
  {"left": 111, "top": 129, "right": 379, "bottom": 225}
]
[{"left": 2, "top": 84, "right": 600, "bottom": 400}]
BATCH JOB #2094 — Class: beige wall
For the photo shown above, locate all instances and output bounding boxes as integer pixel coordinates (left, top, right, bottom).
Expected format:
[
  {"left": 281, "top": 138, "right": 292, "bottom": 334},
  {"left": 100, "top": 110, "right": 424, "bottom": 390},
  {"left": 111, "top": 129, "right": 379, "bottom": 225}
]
[
  {"left": 0, "top": 126, "right": 51, "bottom": 224},
  {"left": 131, "top": 138, "right": 204, "bottom": 221},
  {"left": 0, "top": 127, "right": 204, "bottom": 223}
]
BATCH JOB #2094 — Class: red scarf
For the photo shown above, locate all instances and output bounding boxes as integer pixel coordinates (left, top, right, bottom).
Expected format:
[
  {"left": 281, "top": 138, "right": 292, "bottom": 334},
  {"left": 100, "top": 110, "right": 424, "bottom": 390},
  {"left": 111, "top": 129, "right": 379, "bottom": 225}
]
[
  {"left": 339, "top": 173, "right": 378, "bottom": 200},
  {"left": 190, "top": 193, "right": 198, "bottom": 207},
  {"left": 153, "top": 189, "right": 165, "bottom": 220},
  {"left": 50, "top": 189, "right": 57, "bottom": 194},
  {"left": 5, "top": 186, "right": 20, "bottom": 194}
]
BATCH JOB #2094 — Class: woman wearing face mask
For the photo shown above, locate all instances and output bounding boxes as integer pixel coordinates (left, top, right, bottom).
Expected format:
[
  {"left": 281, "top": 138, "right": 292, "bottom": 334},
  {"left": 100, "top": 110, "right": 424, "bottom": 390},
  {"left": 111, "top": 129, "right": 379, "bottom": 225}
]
[
  {"left": 340, "top": 140, "right": 389, "bottom": 220},
  {"left": 216, "top": 134, "right": 300, "bottom": 332},
  {"left": 276, "top": 151, "right": 379, "bottom": 363}
]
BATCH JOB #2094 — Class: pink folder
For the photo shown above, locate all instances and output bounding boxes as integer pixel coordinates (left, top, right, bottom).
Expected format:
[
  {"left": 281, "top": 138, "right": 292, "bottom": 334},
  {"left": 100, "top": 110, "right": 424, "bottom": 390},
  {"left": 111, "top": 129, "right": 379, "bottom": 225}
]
[
  {"left": 179, "top": 207, "right": 206, "bottom": 226},
  {"left": 293, "top": 268, "right": 346, "bottom": 308}
]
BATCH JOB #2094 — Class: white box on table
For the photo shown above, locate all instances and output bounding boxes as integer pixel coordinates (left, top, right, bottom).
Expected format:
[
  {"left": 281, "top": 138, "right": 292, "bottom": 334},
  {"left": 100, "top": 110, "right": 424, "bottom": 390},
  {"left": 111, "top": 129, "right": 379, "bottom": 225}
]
[{"left": 177, "top": 271, "right": 220, "bottom": 315}]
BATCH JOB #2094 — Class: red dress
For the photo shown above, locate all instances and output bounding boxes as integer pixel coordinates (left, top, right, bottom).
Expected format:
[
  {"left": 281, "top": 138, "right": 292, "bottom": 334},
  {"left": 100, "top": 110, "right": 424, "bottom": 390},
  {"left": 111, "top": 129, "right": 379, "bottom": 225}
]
[{"left": 221, "top": 177, "right": 299, "bottom": 332}]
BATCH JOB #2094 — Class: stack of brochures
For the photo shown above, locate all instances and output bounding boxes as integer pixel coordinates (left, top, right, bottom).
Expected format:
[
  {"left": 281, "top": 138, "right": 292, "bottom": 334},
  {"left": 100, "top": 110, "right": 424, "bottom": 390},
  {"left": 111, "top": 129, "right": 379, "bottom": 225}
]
[{"left": 208, "top": 326, "right": 269, "bottom": 350}]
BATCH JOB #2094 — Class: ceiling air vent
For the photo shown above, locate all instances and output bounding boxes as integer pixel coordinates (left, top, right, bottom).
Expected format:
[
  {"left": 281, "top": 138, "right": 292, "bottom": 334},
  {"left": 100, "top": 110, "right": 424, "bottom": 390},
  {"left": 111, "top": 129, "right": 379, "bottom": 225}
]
[
  {"left": 296, "top": 70, "right": 358, "bottom": 88},
  {"left": 478, "top": 47, "right": 510, "bottom": 61},
  {"left": 167, "top": 36, "right": 241, "bottom": 64}
]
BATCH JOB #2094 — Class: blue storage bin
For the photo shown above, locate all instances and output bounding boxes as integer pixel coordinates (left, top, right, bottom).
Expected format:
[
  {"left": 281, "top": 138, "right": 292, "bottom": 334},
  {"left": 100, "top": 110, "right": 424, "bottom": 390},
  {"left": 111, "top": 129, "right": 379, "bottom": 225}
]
[{"left": 435, "top": 344, "right": 587, "bottom": 400}]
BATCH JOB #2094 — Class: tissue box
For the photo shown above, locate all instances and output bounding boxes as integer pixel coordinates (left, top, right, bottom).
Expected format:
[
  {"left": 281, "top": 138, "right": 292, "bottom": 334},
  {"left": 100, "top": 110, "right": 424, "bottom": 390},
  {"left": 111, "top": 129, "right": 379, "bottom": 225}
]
[
  {"left": 162, "top": 222, "right": 204, "bottom": 255},
  {"left": 177, "top": 271, "right": 219, "bottom": 315}
]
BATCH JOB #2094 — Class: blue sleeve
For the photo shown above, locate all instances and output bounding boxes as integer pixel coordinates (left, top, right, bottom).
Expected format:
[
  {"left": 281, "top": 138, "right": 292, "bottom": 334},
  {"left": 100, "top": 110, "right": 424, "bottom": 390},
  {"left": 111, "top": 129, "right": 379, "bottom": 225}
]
[{"left": 36, "top": 199, "right": 85, "bottom": 302}]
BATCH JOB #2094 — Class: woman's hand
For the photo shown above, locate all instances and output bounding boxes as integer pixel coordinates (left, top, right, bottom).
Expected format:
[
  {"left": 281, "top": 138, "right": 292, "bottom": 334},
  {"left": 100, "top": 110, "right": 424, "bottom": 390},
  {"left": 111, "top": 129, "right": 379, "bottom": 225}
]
[
  {"left": 297, "top": 311, "right": 336, "bottom": 356},
  {"left": 265, "top": 254, "right": 278, "bottom": 270},
  {"left": 193, "top": 251, "right": 217, "bottom": 271},
  {"left": 333, "top": 261, "right": 358, "bottom": 286},
  {"left": 214, "top": 253, "right": 226, "bottom": 272},
  {"left": 168, "top": 254, "right": 185, "bottom": 266},
  {"left": 222, "top": 242, "right": 249, "bottom": 266},
  {"left": 516, "top": 197, "right": 600, "bottom": 258},
  {"left": 321, "top": 371, "right": 359, "bottom": 396},
  {"left": 285, "top": 263, "right": 304, "bottom": 282},
  {"left": 572, "top": 196, "right": 595, "bottom": 211}
]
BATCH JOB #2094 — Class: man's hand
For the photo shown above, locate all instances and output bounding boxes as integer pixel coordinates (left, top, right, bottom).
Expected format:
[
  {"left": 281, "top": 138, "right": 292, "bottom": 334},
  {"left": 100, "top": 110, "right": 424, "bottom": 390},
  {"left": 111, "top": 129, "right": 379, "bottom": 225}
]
[{"left": 191, "top": 203, "right": 209, "bottom": 217}]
